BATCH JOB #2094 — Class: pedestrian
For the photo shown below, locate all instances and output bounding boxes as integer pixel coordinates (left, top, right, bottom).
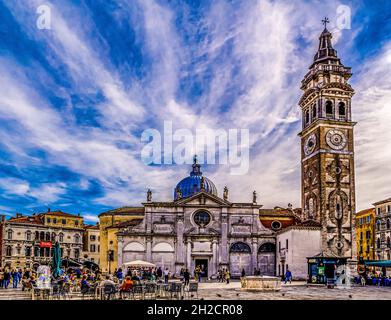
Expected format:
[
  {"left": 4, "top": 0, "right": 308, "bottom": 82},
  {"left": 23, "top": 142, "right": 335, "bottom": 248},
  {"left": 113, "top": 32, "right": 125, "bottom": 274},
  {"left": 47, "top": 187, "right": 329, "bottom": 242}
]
[
  {"left": 156, "top": 267, "right": 163, "bottom": 279},
  {"left": 164, "top": 268, "right": 169, "bottom": 284},
  {"left": 284, "top": 269, "right": 292, "bottom": 284},
  {"left": 360, "top": 275, "right": 366, "bottom": 286},
  {"left": 183, "top": 268, "right": 190, "bottom": 286},
  {"left": 241, "top": 268, "right": 246, "bottom": 278},
  {"left": 11, "top": 269, "right": 19, "bottom": 288},
  {"left": 225, "top": 270, "right": 230, "bottom": 284},
  {"left": 3, "top": 269, "right": 11, "bottom": 289},
  {"left": 0, "top": 268, "right": 4, "bottom": 288}
]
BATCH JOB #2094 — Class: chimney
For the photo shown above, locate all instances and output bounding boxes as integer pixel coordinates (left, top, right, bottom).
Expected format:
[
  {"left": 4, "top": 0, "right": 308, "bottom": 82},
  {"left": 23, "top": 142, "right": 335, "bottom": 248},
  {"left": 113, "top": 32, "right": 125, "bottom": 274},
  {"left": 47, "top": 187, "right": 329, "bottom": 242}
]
[{"left": 16, "top": 213, "right": 22, "bottom": 218}]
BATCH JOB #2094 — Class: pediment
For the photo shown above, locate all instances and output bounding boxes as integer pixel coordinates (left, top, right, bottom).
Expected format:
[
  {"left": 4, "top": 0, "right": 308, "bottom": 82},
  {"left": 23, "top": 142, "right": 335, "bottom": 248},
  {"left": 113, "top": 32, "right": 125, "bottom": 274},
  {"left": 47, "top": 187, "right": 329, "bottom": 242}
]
[{"left": 174, "top": 191, "right": 231, "bottom": 206}]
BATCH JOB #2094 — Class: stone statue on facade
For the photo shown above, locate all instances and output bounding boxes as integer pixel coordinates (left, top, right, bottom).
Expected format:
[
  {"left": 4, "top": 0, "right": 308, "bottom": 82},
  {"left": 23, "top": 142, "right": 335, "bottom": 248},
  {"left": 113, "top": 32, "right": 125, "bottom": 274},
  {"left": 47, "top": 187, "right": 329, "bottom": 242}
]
[
  {"left": 147, "top": 189, "right": 152, "bottom": 202},
  {"left": 223, "top": 186, "right": 229, "bottom": 200},
  {"left": 200, "top": 177, "right": 205, "bottom": 190},
  {"left": 176, "top": 187, "right": 182, "bottom": 200},
  {"left": 252, "top": 190, "right": 257, "bottom": 204}
]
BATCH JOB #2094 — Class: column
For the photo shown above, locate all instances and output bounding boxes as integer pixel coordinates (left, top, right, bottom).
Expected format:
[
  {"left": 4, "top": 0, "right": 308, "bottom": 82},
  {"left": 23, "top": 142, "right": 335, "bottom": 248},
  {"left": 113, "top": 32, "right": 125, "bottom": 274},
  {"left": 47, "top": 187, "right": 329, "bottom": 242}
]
[
  {"left": 117, "top": 237, "right": 123, "bottom": 267},
  {"left": 146, "top": 237, "right": 152, "bottom": 262},
  {"left": 186, "top": 240, "right": 192, "bottom": 270},
  {"left": 251, "top": 239, "right": 258, "bottom": 275},
  {"left": 212, "top": 239, "right": 218, "bottom": 276},
  {"left": 220, "top": 210, "right": 228, "bottom": 265},
  {"left": 176, "top": 216, "right": 184, "bottom": 264}
]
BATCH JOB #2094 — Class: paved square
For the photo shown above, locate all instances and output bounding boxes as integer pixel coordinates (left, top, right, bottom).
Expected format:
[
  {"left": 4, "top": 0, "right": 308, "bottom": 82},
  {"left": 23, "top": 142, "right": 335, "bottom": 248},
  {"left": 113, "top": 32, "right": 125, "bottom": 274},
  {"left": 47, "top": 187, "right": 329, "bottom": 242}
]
[{"left": 1, "top": 281, "right": 391, "bottom": 300}]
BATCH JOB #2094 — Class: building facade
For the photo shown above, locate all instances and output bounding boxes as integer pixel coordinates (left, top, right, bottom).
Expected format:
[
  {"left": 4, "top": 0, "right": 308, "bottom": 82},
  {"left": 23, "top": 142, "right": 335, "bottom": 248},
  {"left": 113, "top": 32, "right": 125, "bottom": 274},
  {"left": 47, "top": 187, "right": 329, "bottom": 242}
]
[
  {"left": 298, "top": 23, "right": 357, "bottom": 273},
  {"left": 374, "top": 198, "right": 391, "bottom": 260},
  {"left": 0, "top": 210, "right": 84, "bottom": 269},
  {"left": 99, "top": 158, "right": 302, "bottom": 277},
  {"left": 82, "top": 224, "right": 101, "bottom": 265},
  {"left": 356, "top": 208, "right": 375, "bottom": 261},
  {"left": 276, "top": 220, "right": 321, "bottom": 280}
]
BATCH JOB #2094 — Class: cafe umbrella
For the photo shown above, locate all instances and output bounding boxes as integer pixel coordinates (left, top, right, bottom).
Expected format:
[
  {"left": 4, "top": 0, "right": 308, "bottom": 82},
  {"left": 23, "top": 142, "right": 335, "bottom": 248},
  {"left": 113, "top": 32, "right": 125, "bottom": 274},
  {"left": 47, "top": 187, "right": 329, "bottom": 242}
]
[{"left": 51, "top": 241, "right": 62, "bottom": 278}]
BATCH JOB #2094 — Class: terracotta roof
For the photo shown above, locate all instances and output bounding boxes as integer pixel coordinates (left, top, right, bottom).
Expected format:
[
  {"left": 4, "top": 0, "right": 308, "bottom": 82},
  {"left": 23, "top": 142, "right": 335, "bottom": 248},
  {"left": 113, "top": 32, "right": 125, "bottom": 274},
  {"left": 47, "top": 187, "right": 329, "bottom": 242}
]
[
  {"left": 259, "top": 207, "right": 297, "bottom": 217},
  {"left": 43, "top": 210, "right": 82, "bottom": 218},
  {"left": 373, "top": 197, "right": 391, "bottom": 206},
  {"left": 276, "top": 219, "right": 321, "bottom": 234},
  {"left": 83, "top": 224, "right": 100, "bottom": 230},
  {"left": 108, "top": 218, "right": 144, "bottom": 229},
  {"left": 99, "top": 206, "right": 144, "bottom": 217},
  {"left": 8, "top": 215, "right": 44, "bottom": 225},
  {"left": 356, "top": 208, "right": 375, "bottom": 217}
]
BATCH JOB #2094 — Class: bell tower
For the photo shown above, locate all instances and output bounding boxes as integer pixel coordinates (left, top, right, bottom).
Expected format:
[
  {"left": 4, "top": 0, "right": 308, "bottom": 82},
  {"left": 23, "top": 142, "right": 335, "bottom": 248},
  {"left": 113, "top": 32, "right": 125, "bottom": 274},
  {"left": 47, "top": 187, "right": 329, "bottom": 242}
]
[{"left": 298, "top": 19, "right": 357, "bottom": 264}]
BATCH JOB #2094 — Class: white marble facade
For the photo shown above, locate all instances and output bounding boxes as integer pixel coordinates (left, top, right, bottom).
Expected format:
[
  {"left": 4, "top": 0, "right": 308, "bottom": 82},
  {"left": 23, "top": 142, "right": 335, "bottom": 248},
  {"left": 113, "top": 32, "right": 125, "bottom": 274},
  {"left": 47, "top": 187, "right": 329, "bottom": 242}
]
[{"left": 116, "top": 191, "right": 277, "bottom": 278}]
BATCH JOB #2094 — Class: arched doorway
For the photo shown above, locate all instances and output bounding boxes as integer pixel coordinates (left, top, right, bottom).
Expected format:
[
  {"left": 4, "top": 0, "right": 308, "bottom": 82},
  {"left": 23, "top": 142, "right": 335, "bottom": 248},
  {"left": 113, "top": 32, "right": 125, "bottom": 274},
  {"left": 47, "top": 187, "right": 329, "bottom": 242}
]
[
  {"left": 229, "top": 242, "right": 252, "bottom": 277},
  {"left": 258, "top": 243, "right": 276, "bottom": 276}
]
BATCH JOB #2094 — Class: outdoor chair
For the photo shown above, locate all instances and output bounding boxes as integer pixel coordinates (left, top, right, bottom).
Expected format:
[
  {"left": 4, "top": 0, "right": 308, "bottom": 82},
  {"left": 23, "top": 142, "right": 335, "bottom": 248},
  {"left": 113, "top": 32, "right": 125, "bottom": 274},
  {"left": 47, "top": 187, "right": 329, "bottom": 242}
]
[
  {"left": 81, "top": 284, "right": 96, "bottom": 300},
  {"left": 132, "top": 284, "right": 144, "bottom": 300},
  {"left": 51, "top": 284, "right": 61, "bottom": 300},
  {"left": 169, "top": 283, "right": 183, "bottom": 300},
  {"left": 185, "top": 282, "right": 198, "bottom": 300},
  {"left": 102, "top": 284, "right": 117, "bottom": 300},
  {"left": 144, "top": 283, "right": 157, "bottom": 300}
]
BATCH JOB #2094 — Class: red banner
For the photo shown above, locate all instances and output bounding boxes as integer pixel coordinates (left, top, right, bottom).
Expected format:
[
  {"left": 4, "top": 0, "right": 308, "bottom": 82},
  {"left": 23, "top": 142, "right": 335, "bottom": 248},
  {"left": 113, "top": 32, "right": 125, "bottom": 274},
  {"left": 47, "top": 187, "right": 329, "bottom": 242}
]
[{"left": 40, "top": 241, "right": 52, "bottom": 248}]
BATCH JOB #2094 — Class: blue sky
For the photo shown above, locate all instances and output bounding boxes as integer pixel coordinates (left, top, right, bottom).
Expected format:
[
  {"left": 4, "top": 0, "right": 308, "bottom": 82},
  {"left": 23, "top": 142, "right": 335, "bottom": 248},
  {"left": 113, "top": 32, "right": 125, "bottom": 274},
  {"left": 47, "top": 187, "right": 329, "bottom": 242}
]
[{"left": 0, "top": 0, "right": 391, "bottom": 223}]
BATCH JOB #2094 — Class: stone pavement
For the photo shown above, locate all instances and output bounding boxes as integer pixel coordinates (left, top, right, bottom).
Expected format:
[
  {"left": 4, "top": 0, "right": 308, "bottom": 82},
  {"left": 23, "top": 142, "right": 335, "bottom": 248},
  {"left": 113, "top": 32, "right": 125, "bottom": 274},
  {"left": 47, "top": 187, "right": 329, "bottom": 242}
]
[{"left": 1, "top": 281, "right": 391, "bottom": 300}]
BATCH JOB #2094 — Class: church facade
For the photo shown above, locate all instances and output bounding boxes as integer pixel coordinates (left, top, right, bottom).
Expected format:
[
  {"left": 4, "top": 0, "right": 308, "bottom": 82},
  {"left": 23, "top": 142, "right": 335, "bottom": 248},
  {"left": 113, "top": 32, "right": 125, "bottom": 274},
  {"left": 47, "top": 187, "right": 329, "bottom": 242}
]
[{"left": 106, "top": 158, "right": 281, "bottom": 278}]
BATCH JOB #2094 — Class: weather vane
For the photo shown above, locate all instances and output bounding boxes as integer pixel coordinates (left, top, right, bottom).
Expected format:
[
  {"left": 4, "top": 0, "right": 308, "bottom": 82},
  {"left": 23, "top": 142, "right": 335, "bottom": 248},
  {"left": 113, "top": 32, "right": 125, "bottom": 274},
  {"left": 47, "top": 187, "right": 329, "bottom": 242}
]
[{"left": 322, "top": 17, "right": 330, "bottom": 28}]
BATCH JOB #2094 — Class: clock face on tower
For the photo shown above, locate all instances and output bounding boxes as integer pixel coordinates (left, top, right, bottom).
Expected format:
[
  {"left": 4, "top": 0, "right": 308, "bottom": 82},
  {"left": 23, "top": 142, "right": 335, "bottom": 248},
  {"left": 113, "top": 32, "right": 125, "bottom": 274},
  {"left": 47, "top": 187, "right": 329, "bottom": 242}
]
[
  {"left": 326, "top": 129, "right": 347, "bottom": 150},
  {"left": 304, "top": 133, "right": 317, "bottom": 156}
]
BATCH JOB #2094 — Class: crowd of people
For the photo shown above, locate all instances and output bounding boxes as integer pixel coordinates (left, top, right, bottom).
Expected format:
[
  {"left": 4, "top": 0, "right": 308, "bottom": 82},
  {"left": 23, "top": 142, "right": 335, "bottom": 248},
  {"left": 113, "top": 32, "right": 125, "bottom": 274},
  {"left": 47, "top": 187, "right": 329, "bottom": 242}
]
[{"left": 356, "top": 272, "right": 391, "bottom": 286}]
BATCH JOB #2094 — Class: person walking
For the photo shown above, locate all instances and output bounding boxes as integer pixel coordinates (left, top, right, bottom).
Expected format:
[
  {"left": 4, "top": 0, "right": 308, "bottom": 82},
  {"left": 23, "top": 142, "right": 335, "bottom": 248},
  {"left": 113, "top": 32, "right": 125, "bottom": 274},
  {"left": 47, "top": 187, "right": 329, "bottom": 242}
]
[
  {"left": 225, "top": 270, "right": 230, "bottom": 284},
  {"left": 0, "top": 268, "right": 4, "bottom": 288},
  {"left": 3, "top": 269, "right": 11, "bottom": 289},
  {"left": 183, "top": 268, "right": 190, "bottom": 286},
  {"left": 284, "top": 269, "right": 292, "bottom": 284},
  {"left": 241, "top": 268, "right": 246, "bottom": 278},
  {"left": 11, "top": 269, "right": 19, "bottom": 288},
  {"left": 164, "top": 268, "right": 169, "bottom": 284}
]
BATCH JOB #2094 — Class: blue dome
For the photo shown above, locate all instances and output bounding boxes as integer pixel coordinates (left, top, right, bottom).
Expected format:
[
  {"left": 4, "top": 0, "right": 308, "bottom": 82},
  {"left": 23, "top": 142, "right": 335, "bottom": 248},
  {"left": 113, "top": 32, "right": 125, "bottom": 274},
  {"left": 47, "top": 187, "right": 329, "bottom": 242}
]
[{"left": 174, "top": 156, "right": 217, "bottom": 200}]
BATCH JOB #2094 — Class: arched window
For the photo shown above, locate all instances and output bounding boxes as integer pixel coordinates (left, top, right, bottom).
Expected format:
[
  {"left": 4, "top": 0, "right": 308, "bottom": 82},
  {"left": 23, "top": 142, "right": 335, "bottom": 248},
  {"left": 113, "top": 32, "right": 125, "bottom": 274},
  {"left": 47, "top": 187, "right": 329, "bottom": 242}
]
[
  {"left": 377, "top": 238, "right": 381, "bottom": 249},
  {"left": 6, "top": 246, "right": 12, "bottom": 256},
  {"left": 59, "top": 233, "right": 64, "bottom": 243},
  {"left": 377, "top": 220, "right": 381, "bottom": 231},
  {"left": 26, "top": 231, "right": 31, "bottom": 241},
  {"left": 325, "top": 100, "right": 333, "bottom": 116},
  {"left": 45, "top": 232, "right": 50, "bottom": 241},
  {"left": 259, "top": 243, "right": 276, "bottom": 253},
  {"left": 387, "top": 219, "right": 391, "bottom": 229},
  {"left": 305, "top": 110, "right": 310, "bottom": 124},
  {"left": 74, "top": 234, "right": 80, "bottom": 244},
  {"left": 230, "top": 242, "right": 251, "bottom": 253},
  {"left": 40, "top": 231, "right": 45, "bottom": 241},
  {"left": 51, "top": 232, "right": 56, "bottom": 242},
  {"left": 35, "top": 231, "right": 39, "bottom": 240},
  {"left": 25, "top": 246, "right": 31, "bottom": 257},
  {"left": 387, "top": 237, "right": 391, "bottom": 248},
  {"left": 7, "top": 229, "right": 12, "bottom": 240},
  {"left": 338, "top": 102, "right": 346, "bottom": 117},
  {"left": 312, "top": 104, "right": 317, "bottom": 118}
]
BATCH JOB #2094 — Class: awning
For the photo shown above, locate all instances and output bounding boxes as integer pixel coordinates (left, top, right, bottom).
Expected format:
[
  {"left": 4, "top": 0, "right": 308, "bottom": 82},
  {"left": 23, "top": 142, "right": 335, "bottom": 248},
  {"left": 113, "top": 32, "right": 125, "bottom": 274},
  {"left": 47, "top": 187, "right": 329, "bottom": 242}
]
[
  {"left": 123, "top": 260, "right": 156, "bottom": 268},
  {"left": 362, "top": 260, "right": 391, "bottom": 267}
]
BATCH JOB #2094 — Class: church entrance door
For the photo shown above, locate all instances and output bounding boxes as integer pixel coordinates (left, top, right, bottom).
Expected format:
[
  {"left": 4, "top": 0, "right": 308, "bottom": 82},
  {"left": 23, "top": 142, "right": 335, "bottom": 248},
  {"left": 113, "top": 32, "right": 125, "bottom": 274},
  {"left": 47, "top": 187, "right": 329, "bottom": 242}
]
[{"left": 195, "top": 259, "right": 208, "bottom": 278}]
